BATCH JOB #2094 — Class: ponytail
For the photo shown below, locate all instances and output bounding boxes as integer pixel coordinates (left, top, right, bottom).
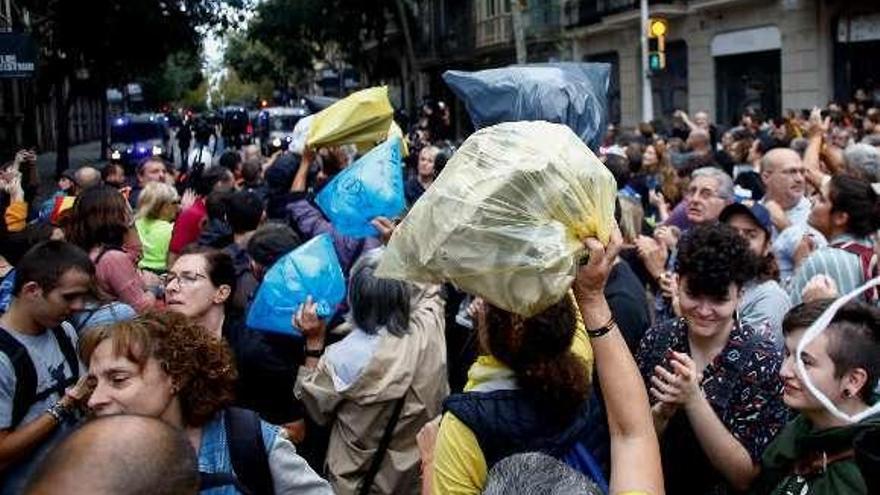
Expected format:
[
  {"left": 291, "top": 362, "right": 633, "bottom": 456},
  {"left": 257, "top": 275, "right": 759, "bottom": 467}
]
[
  {"left": 485, "top": 297, "right": 591, "bottom": 423},
  {"left": 829, "top": 175, "right": 880, "bottom": 237}
]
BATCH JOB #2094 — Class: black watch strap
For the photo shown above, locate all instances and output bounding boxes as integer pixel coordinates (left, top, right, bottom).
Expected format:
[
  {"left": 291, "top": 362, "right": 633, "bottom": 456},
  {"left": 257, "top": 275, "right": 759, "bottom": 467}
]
[{"left": 305, "top": 348, "right": 324, "bottom": 358}]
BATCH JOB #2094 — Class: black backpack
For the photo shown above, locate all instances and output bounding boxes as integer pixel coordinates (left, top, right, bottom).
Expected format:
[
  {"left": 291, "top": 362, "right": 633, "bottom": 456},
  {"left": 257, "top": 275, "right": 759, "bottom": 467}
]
[
  {"left": 199, "top": 407, "right": 275, "bottom": 495},
  {"left": 0, "top": 326, "right": 80, "bottom": 429}
]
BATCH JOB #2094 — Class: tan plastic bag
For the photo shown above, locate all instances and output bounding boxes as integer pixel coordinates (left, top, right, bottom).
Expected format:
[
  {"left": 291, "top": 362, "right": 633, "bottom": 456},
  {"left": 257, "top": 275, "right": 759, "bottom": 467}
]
[
  {"left": 306, "top": 86, "right": 394, "bottom": 150},
  {"left": 376, "top": 121, "right": 617, "bottom": 317}
]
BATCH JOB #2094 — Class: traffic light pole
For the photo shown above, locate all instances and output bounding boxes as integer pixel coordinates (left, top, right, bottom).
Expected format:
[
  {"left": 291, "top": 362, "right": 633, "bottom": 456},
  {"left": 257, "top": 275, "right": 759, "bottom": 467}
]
[{"left": 640, "top": 0, "right": 654, "bottom": 123}]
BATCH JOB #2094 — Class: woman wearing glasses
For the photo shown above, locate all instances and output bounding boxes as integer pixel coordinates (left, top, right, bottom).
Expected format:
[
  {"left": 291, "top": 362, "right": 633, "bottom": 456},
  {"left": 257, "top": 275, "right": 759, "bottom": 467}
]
[
  {"left": 164, "top": 246, "right": 306, "bottom": 429},
  {"left": 164, "top": 246, "right": 233, "bottom": 339}
]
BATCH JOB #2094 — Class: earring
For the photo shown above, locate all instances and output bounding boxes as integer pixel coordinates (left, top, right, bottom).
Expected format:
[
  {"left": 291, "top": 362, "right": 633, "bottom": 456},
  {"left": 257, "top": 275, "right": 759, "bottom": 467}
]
[{"left": 843, "top": 390, "right": 852, "bottom": 398}]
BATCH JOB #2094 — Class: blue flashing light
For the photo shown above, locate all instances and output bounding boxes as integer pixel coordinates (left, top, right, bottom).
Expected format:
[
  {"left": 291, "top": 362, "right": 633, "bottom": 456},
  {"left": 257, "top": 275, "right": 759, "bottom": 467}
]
[{"left": 113, "top": 117, "right": 126, "bottom": 126}]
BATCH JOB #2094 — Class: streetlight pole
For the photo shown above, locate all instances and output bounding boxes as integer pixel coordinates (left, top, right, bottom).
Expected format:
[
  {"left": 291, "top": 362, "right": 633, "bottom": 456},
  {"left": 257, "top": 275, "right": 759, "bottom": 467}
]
[
  {"left": 640, "top": 0, "right": 653, "bottom": 123},
  {"left": 512, "top": 0, "right": 527, "bottom": 64}
]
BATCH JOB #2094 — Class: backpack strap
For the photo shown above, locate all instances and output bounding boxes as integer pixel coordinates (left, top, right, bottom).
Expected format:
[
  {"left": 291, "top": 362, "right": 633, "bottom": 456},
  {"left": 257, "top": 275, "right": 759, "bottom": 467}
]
[
  {"left": 199, "top": 472, "right": 239, "bottom": 491},
  {"left": 224, "top": 407, "right": 274, "bottom": 495},
  {"left": 358, "top": 394, "right": 406, "bottom": 495},
  {"left": 30, "top": 327, "right": 80, "bottom": 406},
  {"left": 0, "top": 327, "right": 37, "bottom": 429},
  {"left": 51, "top": 326, "right": 79, "bottom": 384}
]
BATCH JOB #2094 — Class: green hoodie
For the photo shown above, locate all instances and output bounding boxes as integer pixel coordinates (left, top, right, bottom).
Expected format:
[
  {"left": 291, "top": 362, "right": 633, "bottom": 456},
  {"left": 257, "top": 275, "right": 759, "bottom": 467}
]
[{"left": 750, "top": 413, "right": 880, "bottom": 495}]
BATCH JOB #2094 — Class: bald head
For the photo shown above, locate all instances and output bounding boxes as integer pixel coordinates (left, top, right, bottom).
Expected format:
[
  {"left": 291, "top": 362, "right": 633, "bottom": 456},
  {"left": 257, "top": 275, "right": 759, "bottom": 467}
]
[
  {"left": 25, "top": 415, "right": 198, "bottom": 495},
  {"left": 74, "top": 166, "right": 101, "bottom": 190},
  {"left": 761, "top": 148, "right": 805, "bottom": 208},
  {"left": 761, "top": 148, "right": 801, "bottom": 174},
  {"left": 687, "top": 129, "right": 711, "bottom": 153}
]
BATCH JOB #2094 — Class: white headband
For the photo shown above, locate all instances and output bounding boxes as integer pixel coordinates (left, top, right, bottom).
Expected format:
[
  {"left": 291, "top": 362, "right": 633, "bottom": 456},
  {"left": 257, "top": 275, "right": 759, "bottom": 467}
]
[{"left": 796, "top": 277, "right": 880, "bottom": 423}]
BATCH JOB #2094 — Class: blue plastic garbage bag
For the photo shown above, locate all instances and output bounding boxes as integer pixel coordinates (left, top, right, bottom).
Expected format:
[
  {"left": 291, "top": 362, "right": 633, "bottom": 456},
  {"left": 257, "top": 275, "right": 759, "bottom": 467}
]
[
  {"left": 443, "top": 63, "right": 610, "bottom": 151},
  {"left": 246, "top": 234, "right": 346, "bottom": 337},
  {"left": 316, "top": 135, "right": 405, "bottom": 238}
]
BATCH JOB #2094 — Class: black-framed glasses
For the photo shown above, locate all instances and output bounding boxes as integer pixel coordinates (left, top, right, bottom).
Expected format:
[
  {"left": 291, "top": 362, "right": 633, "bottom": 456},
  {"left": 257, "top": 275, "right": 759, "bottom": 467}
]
[{"left": 164, "top": 271, "right": 208, "bottom": 287}]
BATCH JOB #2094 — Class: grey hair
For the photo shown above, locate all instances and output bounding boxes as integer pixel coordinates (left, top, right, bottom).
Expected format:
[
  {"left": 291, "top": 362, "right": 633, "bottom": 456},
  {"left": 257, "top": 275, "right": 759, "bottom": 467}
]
[
  {"left": 348, "top": 248, "right": 412, "bottom": 337},
  {"left": 482, "top": 453, "right": 601, "bottom": 495},
  {"left": 691, "top": 166, "right": 734, "bottom": 201},
  {"left": 845, "top": 144, "right": 880, "bottom": 181},
  {"left": 860, "top": 134, "right": 880, "bottom": 148}
]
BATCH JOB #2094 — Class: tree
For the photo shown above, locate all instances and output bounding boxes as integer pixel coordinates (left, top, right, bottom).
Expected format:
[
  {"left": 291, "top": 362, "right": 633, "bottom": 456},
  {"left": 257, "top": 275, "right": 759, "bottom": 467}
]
[
  {"left": 19, "top": 0, "right": 244, "bottom": 174},
  {"left": 209, "top": 69, "right": 271, "bottom": 107},
  {"left": 142, "top": 51, "right": 205, "bottom": 108},
  {"left": 225, "top": 33, "right": 286, "bottom": 87},
  {"left": 241, "top": 0, "right": 415, "bottom": 80}
]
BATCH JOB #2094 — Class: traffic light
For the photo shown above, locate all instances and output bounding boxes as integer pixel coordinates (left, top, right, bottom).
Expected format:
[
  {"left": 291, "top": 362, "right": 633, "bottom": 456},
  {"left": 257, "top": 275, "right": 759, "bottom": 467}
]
[{"left": 647, "top": 18, "right": 668, "bottom": 73}]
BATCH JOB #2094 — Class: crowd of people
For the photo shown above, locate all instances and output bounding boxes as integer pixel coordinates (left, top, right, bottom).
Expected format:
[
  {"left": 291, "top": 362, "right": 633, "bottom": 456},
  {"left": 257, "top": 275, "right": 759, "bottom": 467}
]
[{"left": 0, "top": 97, "right": 878, "bottom": 495}]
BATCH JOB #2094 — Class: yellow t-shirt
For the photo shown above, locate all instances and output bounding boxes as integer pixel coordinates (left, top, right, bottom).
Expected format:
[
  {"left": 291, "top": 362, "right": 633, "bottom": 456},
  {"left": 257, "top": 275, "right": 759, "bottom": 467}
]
[{"left": 431, "top": 293, "right": 592, "bottom": 495}]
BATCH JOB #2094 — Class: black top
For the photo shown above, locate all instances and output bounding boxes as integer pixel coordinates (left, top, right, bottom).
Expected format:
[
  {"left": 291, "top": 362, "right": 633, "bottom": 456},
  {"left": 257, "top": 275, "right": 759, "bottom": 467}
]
[
  {"left": 223, "top": 316, "right": 305, "bottom": 425},
  {"left": 604, "top": 260, "right": 651, "bottom": 354}
]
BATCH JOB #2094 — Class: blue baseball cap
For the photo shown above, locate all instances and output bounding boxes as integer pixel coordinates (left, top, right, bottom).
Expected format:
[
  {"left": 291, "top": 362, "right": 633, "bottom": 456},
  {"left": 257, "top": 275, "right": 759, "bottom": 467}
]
[{"left": 719, "top": 202, "right": 773, "bottom": 236}]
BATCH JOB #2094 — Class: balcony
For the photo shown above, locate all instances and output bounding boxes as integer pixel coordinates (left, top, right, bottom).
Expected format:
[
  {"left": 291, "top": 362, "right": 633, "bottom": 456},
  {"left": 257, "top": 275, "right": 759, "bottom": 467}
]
[
  {"left": 563, "top": 0, "right": 681, "bottom": 28},
  {"left": 475, "top": 13, "right": 513, "bottom": 48},
  {"left": 474, "top": 0, "right": 562, "bottom": 49},
  {"left": 414, "top": 0, "right": 475, "bottom": 63}
]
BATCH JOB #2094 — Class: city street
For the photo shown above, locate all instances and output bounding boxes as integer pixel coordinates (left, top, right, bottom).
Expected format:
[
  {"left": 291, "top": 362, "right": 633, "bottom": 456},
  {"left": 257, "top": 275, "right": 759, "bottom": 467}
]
[{"left": 2, "top": 2, "right": 880, "bottom": 495}]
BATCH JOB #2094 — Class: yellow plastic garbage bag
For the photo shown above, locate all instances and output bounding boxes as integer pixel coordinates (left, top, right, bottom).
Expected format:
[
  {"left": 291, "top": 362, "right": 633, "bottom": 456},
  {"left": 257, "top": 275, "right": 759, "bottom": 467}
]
[
  {"left": 306, "top": 86, "right": 394, "bottom": 150},
  {"left": 354, "top": 120, "right": 409, "bottom": 157},
  {"left": 376, "top": 121, "right": 617, "bottom": 317}
]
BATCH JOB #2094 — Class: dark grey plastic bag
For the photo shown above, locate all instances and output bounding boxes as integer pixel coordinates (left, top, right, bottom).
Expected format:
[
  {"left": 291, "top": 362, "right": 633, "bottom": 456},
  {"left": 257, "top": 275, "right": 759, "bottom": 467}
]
[{"left": 443, "top": 62, "right": 611, "bottom": 151}]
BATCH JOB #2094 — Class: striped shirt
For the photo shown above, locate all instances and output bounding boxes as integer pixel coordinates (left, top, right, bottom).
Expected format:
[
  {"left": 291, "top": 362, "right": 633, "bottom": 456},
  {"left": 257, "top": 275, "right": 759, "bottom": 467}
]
[{"left": 788, "top": 234, "right": 869, "bottom": 305}]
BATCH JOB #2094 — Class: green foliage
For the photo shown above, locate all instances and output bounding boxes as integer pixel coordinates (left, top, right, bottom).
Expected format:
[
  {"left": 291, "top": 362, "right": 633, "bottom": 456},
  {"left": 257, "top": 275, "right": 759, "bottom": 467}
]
[
  {"left": 142, "top": 51, "right": 205, "bottom": 106},
  {"left": 21, "top": 0, "right": 242, "bottom": 88},
  {"left": 210, "top": 69, "right": 272, "bottom": 107},
  {"left": 240, "top": 0, "right": 395, "bottom": 76},
  {"left": 182, "top": 79, "right": 210, "bottom": 111},
  {"left": 225, "top": 33, "right": 286, "bottom": 85}
]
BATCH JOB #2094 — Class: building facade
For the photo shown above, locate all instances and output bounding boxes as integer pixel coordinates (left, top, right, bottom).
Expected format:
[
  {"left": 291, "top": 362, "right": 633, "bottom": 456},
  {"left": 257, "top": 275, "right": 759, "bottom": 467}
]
[{"left": 565, "top": 0, "right": 880, "bottom": 126}]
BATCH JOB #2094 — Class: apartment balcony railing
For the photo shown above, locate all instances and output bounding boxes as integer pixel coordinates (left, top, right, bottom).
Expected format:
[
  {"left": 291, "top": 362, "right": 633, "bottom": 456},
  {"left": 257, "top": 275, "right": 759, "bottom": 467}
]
[
  {"left": 563, "top": 0, "right": 681, "bottom": 28},
  {"left": 475, "top": 12, "right": 513, "bottom": 48},
  {"left": 474, "top": 1, "right": 562, "bottom": 49}
]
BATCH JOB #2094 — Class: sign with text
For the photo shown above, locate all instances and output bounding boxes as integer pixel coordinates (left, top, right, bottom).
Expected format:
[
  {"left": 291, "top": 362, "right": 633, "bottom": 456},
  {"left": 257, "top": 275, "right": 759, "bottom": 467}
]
[{"left": 0, "top": 33, "right": 36, "bottom": 78}]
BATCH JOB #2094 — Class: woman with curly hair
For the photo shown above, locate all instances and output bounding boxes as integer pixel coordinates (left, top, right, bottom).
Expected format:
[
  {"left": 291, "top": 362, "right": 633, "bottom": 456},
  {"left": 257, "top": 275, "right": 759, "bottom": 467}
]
[
  {"left": 636, "top": 223, "right": 788, "bottom": 494},
  {"left": 64, "top": 185, "right": 161, "bottom": 312},
  {"left": 80, "top": 310, "right": 332, "bottom": 495}
]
